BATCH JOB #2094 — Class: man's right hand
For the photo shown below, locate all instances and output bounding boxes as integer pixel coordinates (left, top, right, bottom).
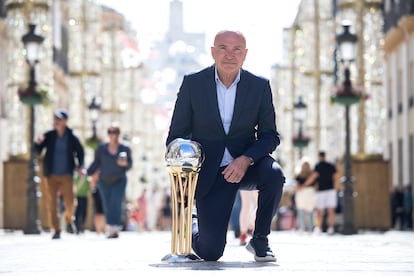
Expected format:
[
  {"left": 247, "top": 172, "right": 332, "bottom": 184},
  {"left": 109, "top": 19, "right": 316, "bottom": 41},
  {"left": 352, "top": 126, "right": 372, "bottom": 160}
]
[{"left": 35, "top": 135, "right": 44, "bottom": 144}]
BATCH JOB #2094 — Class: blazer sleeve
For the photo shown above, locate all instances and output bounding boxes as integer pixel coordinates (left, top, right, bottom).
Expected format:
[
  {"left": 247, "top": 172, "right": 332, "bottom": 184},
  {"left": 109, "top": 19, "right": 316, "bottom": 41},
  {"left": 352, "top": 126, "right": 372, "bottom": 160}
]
[{"left": 242, "top": 79, "right": 280, "bottom": 162}]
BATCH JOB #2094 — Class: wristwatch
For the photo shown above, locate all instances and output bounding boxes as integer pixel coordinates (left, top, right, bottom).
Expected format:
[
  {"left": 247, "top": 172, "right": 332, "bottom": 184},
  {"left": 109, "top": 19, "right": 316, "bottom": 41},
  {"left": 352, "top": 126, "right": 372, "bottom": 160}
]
[{"left": 248, "top": 157, "right": 254, "bottom": 166}]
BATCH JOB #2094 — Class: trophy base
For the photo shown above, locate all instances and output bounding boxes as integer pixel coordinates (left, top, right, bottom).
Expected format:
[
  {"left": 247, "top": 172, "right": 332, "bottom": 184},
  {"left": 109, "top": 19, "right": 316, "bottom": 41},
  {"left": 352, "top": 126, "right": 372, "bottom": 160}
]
[{"left": 161, "top": 253, "right": 202, "bottom": 262}]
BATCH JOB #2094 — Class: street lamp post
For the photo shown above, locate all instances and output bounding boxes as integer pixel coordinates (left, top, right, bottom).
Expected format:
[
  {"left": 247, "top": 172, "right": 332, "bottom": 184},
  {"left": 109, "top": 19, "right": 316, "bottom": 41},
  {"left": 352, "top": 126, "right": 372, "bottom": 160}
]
[
  {"left": 86, "top": 96, "right": 102, "bottom": 149},
  {"left": 336, "top": 22, "right": 358, "bottom": 235},
  {"left": 292, "top": 96, "right": 309, "bottom": 159},
  {"left": 88, "top": 97, "right": 101, "bottom": 139},
  {"left": 21, "top": 24, "right": 44, "bottom": 234}
]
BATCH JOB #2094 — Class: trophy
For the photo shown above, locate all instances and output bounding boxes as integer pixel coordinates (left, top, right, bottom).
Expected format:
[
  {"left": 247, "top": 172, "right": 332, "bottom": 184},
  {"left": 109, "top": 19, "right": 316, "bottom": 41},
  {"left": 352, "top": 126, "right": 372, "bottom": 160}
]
[{"left": 162, "top": 138, "right": 204, "bottom": 262}]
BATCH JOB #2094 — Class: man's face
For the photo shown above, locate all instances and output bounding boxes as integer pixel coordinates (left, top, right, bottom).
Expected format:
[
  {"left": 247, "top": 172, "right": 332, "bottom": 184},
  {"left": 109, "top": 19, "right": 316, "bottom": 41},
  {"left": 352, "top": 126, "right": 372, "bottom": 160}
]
[
  {"left": 53, "top": 117, "right": 67, "bottom": 129},
  {"left": 211, "top": 32, "right": 248, "bottom": 75}
]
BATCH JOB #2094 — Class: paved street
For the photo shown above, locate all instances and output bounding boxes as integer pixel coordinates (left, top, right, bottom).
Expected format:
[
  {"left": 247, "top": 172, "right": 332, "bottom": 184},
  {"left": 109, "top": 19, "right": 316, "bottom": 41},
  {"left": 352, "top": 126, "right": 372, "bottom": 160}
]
[{"left": 1, "top": 229, "right": 413, "bottom": 276}]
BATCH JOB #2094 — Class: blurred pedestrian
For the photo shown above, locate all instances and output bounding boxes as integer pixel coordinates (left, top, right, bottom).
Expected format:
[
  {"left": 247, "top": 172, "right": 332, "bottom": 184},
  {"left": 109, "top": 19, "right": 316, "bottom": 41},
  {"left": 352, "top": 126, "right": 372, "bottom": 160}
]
[
  {"left": 239, "top": 190, "right": 258, "bottom": 245},
  {"left": 391, "top": 186, "right": 405, "bottom": 230},
  {"left": 159, "top": 187, "right": 172, "bottom": 231},
  {"left": 294, "top": 158, "right": 317, "bottom": 233},
  {"left": 35, "top": 109, "right": 85, "bottom": 239},
  {"left": 89, "top": 171, "right": 105, "bottom": 234},
  {"left": 229, "top": 190, "right": 241, "bottom": 238},
  {"left": 87, "top": 125, "right": 133, "bottom": 238},
  {"left": 403, "top": 186, "right": 413, "bottom": 230},
  {"left": 74, "top": 169, "right": 90, "bottom": 234},
  {"left": 304, "top": 151, "right": 339, "bottom": 235},
  {"left": 147, "top": 186, "right": 162, "bottom": 231},
  {"left": 136, "top": 188, "right": 148, "bottom": 231}
]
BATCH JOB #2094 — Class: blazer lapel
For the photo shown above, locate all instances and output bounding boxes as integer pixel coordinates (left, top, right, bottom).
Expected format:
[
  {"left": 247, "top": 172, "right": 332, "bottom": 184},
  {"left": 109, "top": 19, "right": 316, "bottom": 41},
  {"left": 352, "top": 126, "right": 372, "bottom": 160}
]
[
  {"left": 204, "top": 67, "right": 226, "bottom": 133},
  {"left": 229, "top": 75, "right": 249, "bottom": 133}
]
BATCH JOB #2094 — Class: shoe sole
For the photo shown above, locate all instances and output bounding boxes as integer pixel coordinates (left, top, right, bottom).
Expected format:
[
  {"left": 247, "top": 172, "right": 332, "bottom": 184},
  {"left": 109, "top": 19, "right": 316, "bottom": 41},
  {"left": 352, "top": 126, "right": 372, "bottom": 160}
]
[{"left": 246, "top": 242, "right": 277, "bottom": 262}]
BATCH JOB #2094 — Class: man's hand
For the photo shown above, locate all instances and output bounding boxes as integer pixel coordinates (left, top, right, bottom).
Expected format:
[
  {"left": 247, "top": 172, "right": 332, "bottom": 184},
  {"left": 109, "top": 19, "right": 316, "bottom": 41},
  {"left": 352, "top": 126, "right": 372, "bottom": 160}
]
[
  {"left": 77, "top": 168, "right": 86, "bottom": 176},
  {"left": 35, "top": 135, "right": 44, "bottom": 145},
  {"left": 117, "top": 159, "right": 128, "bottom": 167},
  {"left": 222, "top": 155, "right": 252, "bottom": 183}
]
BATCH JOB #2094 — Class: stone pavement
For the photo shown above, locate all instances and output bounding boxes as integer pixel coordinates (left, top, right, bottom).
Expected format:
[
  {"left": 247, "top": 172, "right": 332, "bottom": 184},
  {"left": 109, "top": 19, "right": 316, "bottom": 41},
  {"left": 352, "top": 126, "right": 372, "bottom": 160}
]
[{"left": 0, "top": 229, "right": 413, "bottom": 276}]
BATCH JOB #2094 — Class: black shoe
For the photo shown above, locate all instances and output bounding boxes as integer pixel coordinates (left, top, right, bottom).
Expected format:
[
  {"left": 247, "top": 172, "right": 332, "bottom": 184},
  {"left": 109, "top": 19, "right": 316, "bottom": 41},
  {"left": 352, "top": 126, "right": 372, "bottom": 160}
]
[
  {"left": 246, "top": 237, "right": 276, "bottom": 262},
  {"left": 107, "top": 232, "right": 119, "bottom": 239},
  {"left": 52, "top": 231, "right": 61, "bottom": 239},
  {"left": 66, "top": 223, "right": 76, "bottom": 234},
  {"left": 76, "top": 226, "right": 84, "bottom": 235}
]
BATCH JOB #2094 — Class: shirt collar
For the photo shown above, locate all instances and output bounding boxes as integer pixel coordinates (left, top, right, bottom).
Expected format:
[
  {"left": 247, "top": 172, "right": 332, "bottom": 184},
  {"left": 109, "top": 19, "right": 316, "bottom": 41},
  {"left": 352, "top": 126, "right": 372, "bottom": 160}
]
[{"left": 214, "top": 66, "right": 241, "bottom": 87}]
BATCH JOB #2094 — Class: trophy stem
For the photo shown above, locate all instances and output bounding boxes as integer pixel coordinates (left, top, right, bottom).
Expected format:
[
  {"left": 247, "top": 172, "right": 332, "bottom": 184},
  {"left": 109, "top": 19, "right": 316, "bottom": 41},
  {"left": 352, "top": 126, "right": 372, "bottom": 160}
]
[
  {"left": 162, "top": 166, "right": 201, "bottom": 262},
  {"left": 169, "top": 172, "right": 178, "bottom": 255}
]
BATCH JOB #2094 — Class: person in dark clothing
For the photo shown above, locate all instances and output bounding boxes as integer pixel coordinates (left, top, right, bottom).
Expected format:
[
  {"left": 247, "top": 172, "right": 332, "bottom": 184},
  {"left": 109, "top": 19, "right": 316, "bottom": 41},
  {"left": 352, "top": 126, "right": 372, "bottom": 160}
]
[
  {"left": 74, "top": 170, "right": 90, "bottom": 234},
  {"left": 90, "top": 172, "right": 105, "bottom": 234},
  {"left": 403, "top": 186, "right": 413, "bottom": 230},
  {"left": 166, "top": 30, "right": 285, "bottom": 262},
  {"left": 92, "top": 187, "right": 105, "bottom": 231},
  {"left": 391, "top": 186, "right": 405, "bottom": 230},
  {"left": 159, "top": 187, "right": 172, "bottom": 231},
  {"left": 304, "top": 151, "right": 339, "bottom": 235},
  {"left": 229, "top": 190, "right": 241, "bottom": 238},
  {"left": 35, "top": 109, "right": 85, "bottom": 239}
]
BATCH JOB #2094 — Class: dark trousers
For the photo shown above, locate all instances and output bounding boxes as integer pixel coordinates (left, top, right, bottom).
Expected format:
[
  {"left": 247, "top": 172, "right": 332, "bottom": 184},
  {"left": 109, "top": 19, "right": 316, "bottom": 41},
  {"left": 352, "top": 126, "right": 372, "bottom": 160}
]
[
  {"left": 192, "top": 156, "right": 285, "bottom": 261},
  {"left": 98, "top": 179, "right": 127, "bottom": 226},
  {"left": 229, "top": 191, "right": 242, "bottom": 237},
  {"left": 75, "top": 196, "right": 88, "bottom": 232}
]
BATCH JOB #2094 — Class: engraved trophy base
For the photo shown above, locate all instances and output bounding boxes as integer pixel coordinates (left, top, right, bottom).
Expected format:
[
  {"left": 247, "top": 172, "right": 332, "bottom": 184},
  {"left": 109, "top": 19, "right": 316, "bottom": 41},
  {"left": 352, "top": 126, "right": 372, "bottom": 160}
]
[{"left": 161, "top": 253, "right": 202, "bottom": 263}]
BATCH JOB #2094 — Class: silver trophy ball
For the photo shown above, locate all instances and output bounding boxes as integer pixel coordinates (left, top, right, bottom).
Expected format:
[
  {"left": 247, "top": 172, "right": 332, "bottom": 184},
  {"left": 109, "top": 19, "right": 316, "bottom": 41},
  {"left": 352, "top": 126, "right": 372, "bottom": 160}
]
[{"left": 165, "top": 138, "right": 204, "bottom": 168}]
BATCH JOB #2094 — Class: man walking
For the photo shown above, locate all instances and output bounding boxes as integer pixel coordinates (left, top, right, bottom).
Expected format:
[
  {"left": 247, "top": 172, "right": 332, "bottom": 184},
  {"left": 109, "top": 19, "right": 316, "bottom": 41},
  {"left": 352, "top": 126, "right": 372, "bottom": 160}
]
[
  {"left": 35, "top": 109, "right": 85, "bottom": 239},
  {"left": 304, "top": 151, "right": 339, "bottom": 235}
]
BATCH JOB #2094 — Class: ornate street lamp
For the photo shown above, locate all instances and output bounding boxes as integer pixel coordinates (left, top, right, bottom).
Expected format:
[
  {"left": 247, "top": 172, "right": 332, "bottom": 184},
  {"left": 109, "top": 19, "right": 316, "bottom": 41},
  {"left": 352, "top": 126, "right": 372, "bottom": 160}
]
[
  {"left": 86, "top": 97, "right": 102, "bottom": 149},
  {"left": 292, "top": 96, "right": 309, "bottom": 159},
  {"left": 21, "top": 24, "right": 44, "bottom": 234},
  {"left": 334, "top": 22, "right": 358, "bottom": 235}
]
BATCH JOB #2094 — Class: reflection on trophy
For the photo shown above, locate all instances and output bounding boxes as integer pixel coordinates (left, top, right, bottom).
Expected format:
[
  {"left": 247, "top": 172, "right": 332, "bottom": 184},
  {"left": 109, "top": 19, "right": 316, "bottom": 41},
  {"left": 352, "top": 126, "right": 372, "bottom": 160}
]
[{"left": 162, "top": 138, "right": 204, "bottom": 262}]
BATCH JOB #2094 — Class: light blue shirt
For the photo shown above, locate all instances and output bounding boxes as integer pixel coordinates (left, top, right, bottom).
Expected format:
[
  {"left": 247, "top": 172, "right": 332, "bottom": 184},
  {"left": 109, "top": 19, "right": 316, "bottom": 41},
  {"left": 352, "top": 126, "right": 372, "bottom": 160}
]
[{"left": 215, "top": 67, "right": 241, "bottom": 167}]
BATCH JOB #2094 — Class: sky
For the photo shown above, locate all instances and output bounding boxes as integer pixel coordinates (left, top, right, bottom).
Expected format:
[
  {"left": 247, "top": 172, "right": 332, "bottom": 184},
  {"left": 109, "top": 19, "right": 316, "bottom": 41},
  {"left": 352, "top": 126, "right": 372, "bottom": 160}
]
[{"left": 97, "top": 0, "right": 301, "bottom": 78}]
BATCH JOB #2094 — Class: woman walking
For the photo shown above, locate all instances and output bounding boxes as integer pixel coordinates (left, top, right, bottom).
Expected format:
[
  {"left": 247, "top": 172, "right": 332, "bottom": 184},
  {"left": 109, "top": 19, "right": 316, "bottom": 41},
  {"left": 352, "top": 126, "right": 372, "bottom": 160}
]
[
  {"left": 87, "top": 126, "right": 133, "bottom": 238},
  {"left": 294, "top": 158, "right": 317, "bottom": 233}
]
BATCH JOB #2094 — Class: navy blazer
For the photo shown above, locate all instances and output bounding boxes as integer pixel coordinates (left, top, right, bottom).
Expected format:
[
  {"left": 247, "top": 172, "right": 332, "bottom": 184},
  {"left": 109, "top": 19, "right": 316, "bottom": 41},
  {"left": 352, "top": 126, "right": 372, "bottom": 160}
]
[{"left": 166, "top": 65, "right": 281, "bottom": 199}]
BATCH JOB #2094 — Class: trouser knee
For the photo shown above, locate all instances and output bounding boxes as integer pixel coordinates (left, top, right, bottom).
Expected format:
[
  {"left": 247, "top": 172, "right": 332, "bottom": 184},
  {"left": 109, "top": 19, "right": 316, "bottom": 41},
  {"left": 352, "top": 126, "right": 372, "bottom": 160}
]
[
  {"left": 198, "top": 247, "right": 224, "bottom": 261},
  {"left": 271, "top": 162, "right": 286, "bottom": 186},
  {"left": 193, "top": 239, "right": 225, "bottom": 261}
]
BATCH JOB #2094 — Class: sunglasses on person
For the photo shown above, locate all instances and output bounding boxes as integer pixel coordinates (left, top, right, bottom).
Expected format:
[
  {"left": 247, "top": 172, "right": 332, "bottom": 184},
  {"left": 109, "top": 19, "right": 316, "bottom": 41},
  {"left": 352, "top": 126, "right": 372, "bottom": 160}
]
[{"left": 107, "top": 130, "right": 119, "bottom": 135}]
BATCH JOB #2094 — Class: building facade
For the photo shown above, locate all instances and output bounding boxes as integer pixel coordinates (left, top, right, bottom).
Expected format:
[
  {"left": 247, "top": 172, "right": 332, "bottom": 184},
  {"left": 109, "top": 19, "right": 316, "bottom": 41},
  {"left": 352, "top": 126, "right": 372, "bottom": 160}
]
[
  {"left": 273, "top": 0, "right": 392, "bottom": 230},
  {"left": 274, "top": 0, "right": 384, "bottom": 180},
  {"left": 383, "top": 1, "right": 414, "bottom": 198}
]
